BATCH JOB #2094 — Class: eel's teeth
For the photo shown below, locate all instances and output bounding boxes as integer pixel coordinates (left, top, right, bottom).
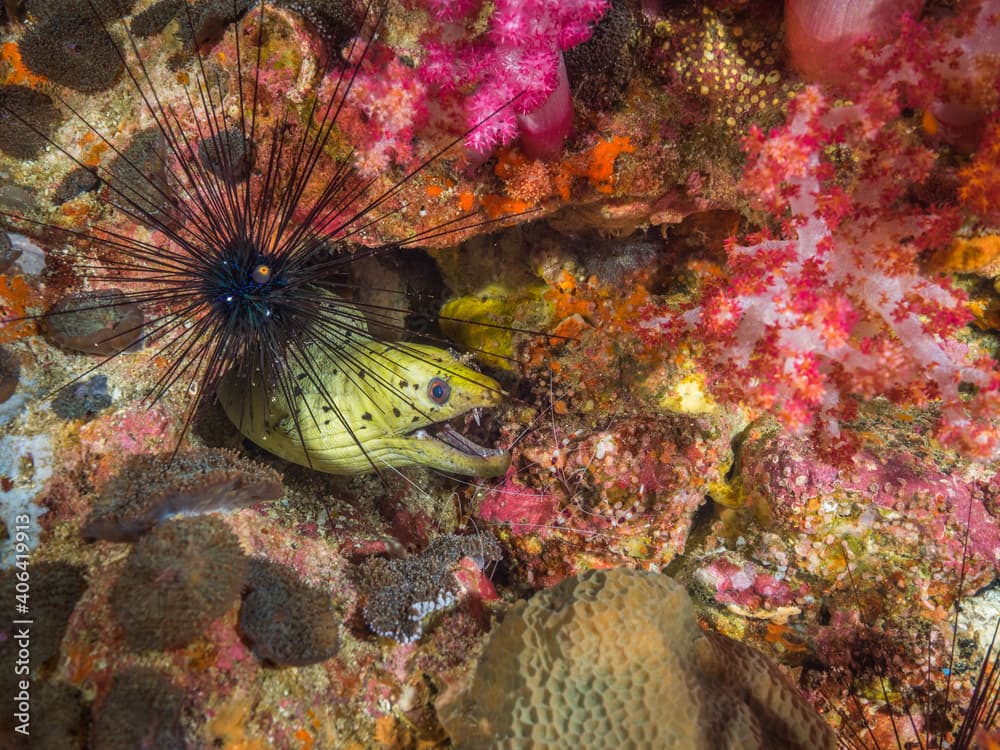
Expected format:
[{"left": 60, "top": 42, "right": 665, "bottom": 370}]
[{"left": 473, "top": 407, "right": 482, "bottom": 426}]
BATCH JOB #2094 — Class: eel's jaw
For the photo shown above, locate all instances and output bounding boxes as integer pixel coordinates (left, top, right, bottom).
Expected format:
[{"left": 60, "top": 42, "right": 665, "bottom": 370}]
[{"left": 403, "top": 412, "right": 511, "bottom": 477}]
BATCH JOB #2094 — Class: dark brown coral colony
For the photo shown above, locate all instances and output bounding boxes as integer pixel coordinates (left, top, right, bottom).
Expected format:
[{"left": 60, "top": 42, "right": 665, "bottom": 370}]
[
  {"left": 239, "top": 559, "right": 340, "bottom": 666},
  {"left": 83, "top": 449, "right": 284, "bottom": 542},
  {"left": 17, "top": 2, "right": 128, "bottom": 92},
  {"left": 109, "top": 516, "right": 248, "bottom": 651}
]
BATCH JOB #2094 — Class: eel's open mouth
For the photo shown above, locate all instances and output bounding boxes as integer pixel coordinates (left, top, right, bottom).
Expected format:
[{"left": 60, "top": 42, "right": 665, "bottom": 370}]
[{"left": 409, "top": 407, "right": 507, "bottom": 460}]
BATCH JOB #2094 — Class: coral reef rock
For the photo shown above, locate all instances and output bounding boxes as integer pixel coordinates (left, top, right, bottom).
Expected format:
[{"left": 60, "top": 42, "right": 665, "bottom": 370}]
[
  {"left": 0, "top": 344, "right": 19, "bottom": 404},
  {"left": 50, "top": 374, "right": 112, "bottom": 422},
  {"left": 42, "top": 290, "right": 144, "bottom": 357},
  {"left": 360, "top": 533, "right": 502, "bottom": 644}
]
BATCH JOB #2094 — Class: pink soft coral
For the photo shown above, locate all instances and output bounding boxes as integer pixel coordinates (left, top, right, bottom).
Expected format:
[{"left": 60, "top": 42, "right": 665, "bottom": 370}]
[
  {"left": 634, "top": 2, "right": 1000, "bottom": 460},
  {"left": 643, "top": 83, "right": 1000, "bottom": 459},
  {"left": 413, "top": 0, "right": 608, "bottom": 157}
]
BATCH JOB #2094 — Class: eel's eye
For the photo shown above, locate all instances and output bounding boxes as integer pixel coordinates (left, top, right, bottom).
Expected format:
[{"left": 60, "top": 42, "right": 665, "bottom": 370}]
[
  {"left": 428, "top": 377, "right": 450, "bottom": 405},
  {"left": 252, "top": 264, "right": 271, "bottom": 284}
]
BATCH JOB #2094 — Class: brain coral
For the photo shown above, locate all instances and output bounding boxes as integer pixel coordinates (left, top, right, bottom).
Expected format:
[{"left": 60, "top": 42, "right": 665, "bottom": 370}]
[
  {"left": 109, "top": 516, "right": 248, "bottom": 651},
  {"left": 438, "top": 568, "right": 835, "bottom": 750}
]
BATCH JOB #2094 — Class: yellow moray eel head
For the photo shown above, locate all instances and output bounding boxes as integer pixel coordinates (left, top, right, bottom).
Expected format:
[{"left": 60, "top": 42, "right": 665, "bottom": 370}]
[{"left": 218, "top": 339, "right": 511, "bottom": 477}]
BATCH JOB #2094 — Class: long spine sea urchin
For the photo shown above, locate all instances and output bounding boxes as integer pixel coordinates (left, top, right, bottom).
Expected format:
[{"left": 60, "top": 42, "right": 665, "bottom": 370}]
[{"left": 0, "top": 0, "right": 524, "bottom": 473}]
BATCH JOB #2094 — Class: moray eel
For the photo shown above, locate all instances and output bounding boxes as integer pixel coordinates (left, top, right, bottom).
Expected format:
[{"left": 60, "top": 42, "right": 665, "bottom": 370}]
[{"left": 218, "top": 298, "right": 511, "bottom": 477}]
